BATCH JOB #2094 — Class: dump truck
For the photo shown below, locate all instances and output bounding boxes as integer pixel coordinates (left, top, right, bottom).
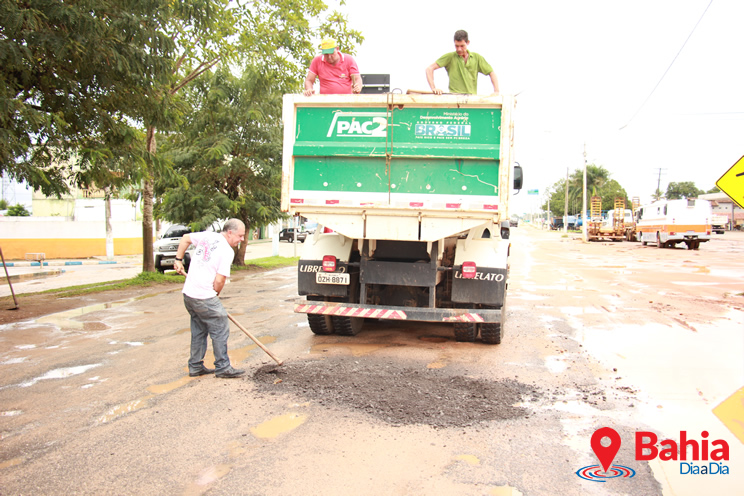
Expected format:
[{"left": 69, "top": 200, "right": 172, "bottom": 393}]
[{"left": 281, "top": 93, "right": 521, "bottom": 343}]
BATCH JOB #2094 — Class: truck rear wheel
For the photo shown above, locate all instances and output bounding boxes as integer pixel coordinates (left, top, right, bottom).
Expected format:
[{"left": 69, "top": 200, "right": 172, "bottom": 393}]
[
  {"left": 480, "top": 323, "right": 502, "bottom": 345},
  {"left": 481, "top": 301, "right": 505, "bottom": 345},
  {"left": 332, "top": 316, "right": 363, "bottom": 336},
  {"left": 454, "top": 322, "right": 478, "bottom": 342},
  {"left": 307, "top": 314, "right": 334, "bottom": 335}
]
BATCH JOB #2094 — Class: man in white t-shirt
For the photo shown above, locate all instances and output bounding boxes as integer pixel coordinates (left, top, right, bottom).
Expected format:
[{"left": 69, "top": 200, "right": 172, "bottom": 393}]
[{"left": 174, "top": 219, "right": 246, "bottom": 378}]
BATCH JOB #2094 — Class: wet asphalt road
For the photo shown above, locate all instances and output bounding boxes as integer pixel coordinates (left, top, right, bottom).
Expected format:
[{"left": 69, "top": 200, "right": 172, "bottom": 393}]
[{"left": 0, "top": 228, "right": 742, "bottom": 495}]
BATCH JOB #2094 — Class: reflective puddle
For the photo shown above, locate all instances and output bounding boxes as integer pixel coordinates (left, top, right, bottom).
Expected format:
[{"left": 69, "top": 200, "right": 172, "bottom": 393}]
[
  {"left": 0, "top": 457, "right": 24, "bottom": 470},
  {"left": 310, "top": 343, "right": 391, "bottom": 356},
  {"left": 21, "top": 363, "right": 101, "bottom": 388},
  {"left": 98, "top": 397, "right": 152, "bottom": 424},
  {"left": 147, "top": 376, "right": 195, "bottom": 395},
  {"left": 250, "top": 413, "right": 306, "bottom": 439},
  {"left": 454, "top": 454, "right": 480, "bottom": 466},
  {"left": 35, "top": 299, "right": 137, "bottom": 330}
]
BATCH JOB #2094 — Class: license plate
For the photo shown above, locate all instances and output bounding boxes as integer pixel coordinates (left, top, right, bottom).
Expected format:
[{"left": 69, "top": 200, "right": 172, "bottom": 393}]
[{"left": 316, "top": 272, "right": 350, "bottom": 285}]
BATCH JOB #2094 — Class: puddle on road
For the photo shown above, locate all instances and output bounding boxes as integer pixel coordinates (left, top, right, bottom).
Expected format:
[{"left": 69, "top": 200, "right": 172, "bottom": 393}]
[
  {"left": 98, "top": 397, "right": 152, "bottom": 424},
  {"left": 454, "top": 454, "right": 480, "bottom": 466},
  {"left": 0, "top": 457, "right": 24, "bottom": 470},
  {"left": 35, "top": 299, "right": 137, "bottom": 330},
  {"left": 250, "top": 412, "right": 306, "bottom": 439},
  {"left": 20, "top": 363, "right": 101, "bottom": 388},
  {"left": 147, "top": 376, "right": 195, "bottom": 395},
  {"left": 544, "top": 355, "right": 568, "bottom": 374},
  {"left": 310, "top": 342, "right": 392, "bottom": 356}
]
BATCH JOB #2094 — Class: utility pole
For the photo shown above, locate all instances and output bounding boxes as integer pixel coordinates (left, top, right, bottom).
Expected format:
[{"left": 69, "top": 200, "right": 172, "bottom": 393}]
[
  {"left": 563, "top": 167, "right": 569, "bottom": 234},
  {"left": 653, "top": 168, "right": 667, "bottom": 200},
  {"left": 582, "top": 143, "right": 587, "bottom": 242}
]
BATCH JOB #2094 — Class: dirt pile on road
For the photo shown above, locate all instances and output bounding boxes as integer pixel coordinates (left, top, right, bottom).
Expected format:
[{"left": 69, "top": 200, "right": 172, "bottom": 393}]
[{"left": 253, "top": 357, "right": 537, "bottom": 428}]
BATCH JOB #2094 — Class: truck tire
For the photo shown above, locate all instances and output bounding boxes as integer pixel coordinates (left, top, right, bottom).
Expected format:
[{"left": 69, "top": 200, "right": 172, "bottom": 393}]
[
  {"left": 480, "top": 323, "right": 502, "bottom": 345},
  {"left": 332, "top": 316, "right": 363, "bottom": 336},
  {"left": 481, "top": 300, "right": 505, "bottom": 345},
  {"left": 454, "top": 322, "right": 477, "bottom": 342},
  {"left": 307, "top": 314, "right": 334, "bottom": 335}
]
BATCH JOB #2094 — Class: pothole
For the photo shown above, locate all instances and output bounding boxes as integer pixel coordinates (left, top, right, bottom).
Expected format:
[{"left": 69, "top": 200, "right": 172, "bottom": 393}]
[{"left": 253, "top": 357, "right": 539, "bottom": 428}]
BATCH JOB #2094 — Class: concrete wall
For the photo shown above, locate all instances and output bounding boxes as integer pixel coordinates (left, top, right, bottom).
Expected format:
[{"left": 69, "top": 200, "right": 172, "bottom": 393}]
[{"left": 0, "top": 218, "right": 150, "bottom": 259}]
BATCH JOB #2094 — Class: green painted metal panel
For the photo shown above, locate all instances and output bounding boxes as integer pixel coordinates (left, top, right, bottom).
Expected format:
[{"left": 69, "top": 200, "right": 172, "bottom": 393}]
[
  {"left": 292, "top": 105, "right": 502, "bottom": 197},
  {"left": 294, "top": 107, "right": 501, "bottom": 159},
  {"left": 390, "top": 159, "right": 499, "bottom": 196},
  {"left": 293, "top": 157, "right": 499, "bottom": 196},
  {"left": 293, "top": 157, "right": 389, "bottom": 193}
]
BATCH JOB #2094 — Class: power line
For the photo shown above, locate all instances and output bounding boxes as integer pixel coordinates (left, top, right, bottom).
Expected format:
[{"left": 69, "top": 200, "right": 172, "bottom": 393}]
[{"left": 620, "top": 0, "right": 714, "bottom": 130}]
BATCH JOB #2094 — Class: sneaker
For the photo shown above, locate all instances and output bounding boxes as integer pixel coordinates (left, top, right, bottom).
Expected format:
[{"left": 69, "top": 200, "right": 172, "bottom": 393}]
[
  {"left": 189, "top": 367, "right": 215, "bottom": 377},
  {"left": 215, "top": 367, "right": 245, "bottom": 379}
]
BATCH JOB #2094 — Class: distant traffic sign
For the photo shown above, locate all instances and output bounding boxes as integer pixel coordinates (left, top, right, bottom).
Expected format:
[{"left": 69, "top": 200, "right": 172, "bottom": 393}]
[
  {"left": 717, "top": 155, "right": 744, "bottom": 209},
  {"left": 527, "top": 189, "right": 539, "bottom": 195}
]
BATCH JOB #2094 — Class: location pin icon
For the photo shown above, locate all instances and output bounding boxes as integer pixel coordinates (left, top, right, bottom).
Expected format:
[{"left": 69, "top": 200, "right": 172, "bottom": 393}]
[{"left": 591, "top": 427, "right": 621, "bottom": 472}]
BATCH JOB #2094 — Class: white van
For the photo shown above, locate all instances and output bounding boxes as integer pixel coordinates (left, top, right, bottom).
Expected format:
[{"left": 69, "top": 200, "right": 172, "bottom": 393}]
[{"left": 635, "top": 198, "right": 712, "bottom": 250}]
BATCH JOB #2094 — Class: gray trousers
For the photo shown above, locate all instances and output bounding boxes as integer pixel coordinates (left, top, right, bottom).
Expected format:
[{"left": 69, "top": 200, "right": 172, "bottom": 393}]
[{"left": 183, "top": 295, "right": 231, "bottom": 373}]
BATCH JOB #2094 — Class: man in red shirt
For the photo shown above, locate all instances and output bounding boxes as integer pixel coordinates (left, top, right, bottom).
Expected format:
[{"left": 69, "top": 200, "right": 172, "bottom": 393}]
[{"left": 303, "top": 38, "right": 362, "bottom": 96}]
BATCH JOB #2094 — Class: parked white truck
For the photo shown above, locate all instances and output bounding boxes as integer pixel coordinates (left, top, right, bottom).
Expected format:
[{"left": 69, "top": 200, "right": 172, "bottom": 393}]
[{"left": 281, "top": 93, "right": 521, "bottom": 343}]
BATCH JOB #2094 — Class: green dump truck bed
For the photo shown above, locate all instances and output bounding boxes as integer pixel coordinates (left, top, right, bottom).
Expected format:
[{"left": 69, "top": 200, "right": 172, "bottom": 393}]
[{"left": 281, "top": 93, "right": 515, "bottom": 242}]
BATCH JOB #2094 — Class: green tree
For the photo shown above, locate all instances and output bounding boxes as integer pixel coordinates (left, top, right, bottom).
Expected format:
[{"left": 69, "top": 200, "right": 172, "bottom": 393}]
[
  {"left": 543, "top": 164, "right": 626, "bottom": 216},
  {"left": 138, "top": 0, "right": 363, "bottom": 271},
  {"left": 6, "top": 204, "right": 30, "bottom": 216},
  {"left": 0, "top": 0, "right": 174, "bottom": 196},
  {"left": 666, "top": 181, "right": 703, "bottom": 200},
  {"left": 157, "top": 67, "right": 286, "bottom": 264},
  {"left": 597, "top": 179, "right": 629, "bottom": 211},
  {"left": 705, "top": 186, "right": 721, "bottom": 194}
]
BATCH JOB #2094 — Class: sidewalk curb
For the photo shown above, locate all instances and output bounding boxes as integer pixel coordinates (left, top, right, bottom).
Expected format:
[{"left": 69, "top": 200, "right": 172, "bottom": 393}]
[
  {"left": 4, "top": 269, "right": 65, "bottom": 282},
  {"left": 2, "top": 260, "right": 122, "bottom": 268}
]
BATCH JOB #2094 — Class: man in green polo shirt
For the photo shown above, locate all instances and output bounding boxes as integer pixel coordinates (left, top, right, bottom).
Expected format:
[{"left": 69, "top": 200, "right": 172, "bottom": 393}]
[{"left": 426, "top": 30, "right": 499, "bottom": 95}]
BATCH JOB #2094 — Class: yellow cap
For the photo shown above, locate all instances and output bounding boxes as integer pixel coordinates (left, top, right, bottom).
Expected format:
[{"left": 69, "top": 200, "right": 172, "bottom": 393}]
[{"left": 321, "top": 38, "right": 337, "bottom": 54}]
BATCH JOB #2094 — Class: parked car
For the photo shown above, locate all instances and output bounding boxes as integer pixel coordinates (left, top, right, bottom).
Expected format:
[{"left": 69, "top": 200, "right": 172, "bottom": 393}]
[
  {"left": 154, "top": 224, "right": 192, "bottom": 273},
  {"left": 279, "top": 228, "right": 307, "bottom": 243}
]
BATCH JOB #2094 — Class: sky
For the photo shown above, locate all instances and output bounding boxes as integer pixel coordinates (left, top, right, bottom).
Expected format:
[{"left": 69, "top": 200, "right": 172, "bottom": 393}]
[{"left": 334, "top": 0, "right": 744, "bottom": 215}]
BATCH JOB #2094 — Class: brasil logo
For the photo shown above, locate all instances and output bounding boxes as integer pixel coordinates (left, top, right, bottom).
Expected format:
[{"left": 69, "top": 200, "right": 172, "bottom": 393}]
[{"left": 414, "top": 123, "right": 471, "bottom": 137}]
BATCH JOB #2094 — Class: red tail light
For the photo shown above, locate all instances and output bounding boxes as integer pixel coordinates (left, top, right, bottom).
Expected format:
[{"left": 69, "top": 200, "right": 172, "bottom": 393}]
[
  {"left": 462, "top": 261, "right": 476, "bottom": 279},
  {"left": 322, "top": 255, "right": 337, "bottom": 272}
]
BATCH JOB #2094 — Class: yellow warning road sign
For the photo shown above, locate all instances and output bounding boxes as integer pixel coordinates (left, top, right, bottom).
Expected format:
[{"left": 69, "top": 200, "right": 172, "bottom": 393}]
[
  {"left": 713, "top": 385, "right": 744, "bottom": 444},
  {"left": 716, "top": 155, "right": 744, "bottom": 209}
]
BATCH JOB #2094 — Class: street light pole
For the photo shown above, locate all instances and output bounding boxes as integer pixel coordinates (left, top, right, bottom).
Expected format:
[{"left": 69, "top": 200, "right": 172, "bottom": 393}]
[
  {"left": 582, "top": 143, "right": 588, "bottom": 242},
  {"left": 563, "top": 167, "right": 569, "bottom": 234}
]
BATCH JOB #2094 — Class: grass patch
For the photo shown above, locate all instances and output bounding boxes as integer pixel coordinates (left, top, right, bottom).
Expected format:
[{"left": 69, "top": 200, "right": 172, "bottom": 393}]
[
  {"left": 7, "top": 256, "right": 299, "bottom": 299},
  {"left": 41, "top": 272, "right": 186, "bottom": 298},
  {"left": 234, "top": 256, "right": 299, "bottom": 271}
]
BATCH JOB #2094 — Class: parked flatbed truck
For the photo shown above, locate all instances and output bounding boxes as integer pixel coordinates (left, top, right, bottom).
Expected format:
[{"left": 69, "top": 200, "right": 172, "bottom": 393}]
[{"left": 281, "top": 93, "right": 521, "bottom": 343}]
